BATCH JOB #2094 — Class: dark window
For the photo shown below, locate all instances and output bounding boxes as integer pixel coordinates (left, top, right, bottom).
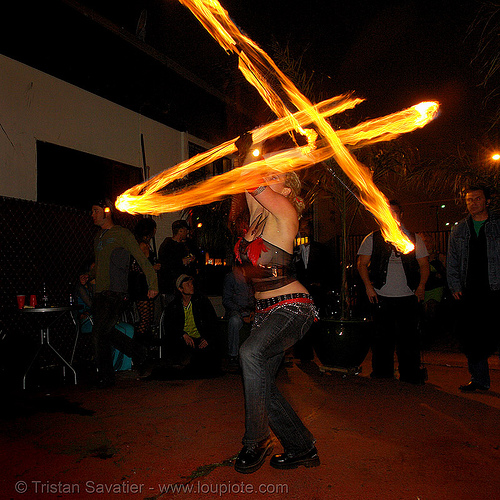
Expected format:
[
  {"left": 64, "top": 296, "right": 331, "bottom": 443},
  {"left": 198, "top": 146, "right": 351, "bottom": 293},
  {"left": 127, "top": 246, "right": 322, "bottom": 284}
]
[
  {"left": 37, "top": 141, "right": 143, "bottom": 210},
  {"left": 187, "top": 141, "right": 233, "bottom": 181}
]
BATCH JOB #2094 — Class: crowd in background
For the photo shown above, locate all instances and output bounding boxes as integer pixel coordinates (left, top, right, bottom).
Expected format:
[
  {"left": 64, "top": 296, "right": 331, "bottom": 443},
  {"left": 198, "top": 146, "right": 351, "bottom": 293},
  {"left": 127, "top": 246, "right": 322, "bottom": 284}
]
[{"left": 76, "top": 183, "right": 500, "bottom": 395}]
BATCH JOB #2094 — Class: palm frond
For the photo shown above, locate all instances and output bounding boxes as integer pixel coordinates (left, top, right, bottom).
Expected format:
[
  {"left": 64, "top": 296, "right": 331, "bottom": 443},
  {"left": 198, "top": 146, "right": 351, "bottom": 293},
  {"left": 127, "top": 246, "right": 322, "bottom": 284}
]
[{"left": 469, "top": 2, "right": 500, "bottom": 128}]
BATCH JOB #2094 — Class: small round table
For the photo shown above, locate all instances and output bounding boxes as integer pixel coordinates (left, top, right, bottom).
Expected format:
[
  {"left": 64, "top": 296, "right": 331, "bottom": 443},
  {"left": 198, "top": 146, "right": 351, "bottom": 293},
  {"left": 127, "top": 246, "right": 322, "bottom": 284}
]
[{"left": 21, "top": 306, "right": 78, "bottom": 389}]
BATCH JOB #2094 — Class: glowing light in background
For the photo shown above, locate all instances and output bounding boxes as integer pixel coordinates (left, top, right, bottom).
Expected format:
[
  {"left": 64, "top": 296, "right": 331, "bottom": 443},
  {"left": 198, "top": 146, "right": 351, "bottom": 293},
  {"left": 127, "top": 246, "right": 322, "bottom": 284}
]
[{"left": 116, "top": 0, "right": 440, "bottom": 253}]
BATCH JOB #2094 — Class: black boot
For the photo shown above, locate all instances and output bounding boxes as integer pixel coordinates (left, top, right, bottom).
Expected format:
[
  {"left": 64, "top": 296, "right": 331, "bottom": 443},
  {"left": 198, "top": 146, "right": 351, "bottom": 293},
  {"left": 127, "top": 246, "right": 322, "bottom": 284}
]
[
  {"left": 459, "top": 381, "right": 489, "bottom": 392},
  {"left": 234, "top": 436, "right": 273, "bottom": 474},
  {"left": 270, "top": 446, "right": 320, "bottom": 469}
]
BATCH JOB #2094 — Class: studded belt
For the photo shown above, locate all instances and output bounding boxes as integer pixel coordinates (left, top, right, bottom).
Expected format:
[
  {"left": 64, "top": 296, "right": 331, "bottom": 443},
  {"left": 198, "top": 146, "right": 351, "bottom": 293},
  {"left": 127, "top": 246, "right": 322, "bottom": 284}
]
[{"left": 255, "top": 293, "right": 314, "bottom": 313}]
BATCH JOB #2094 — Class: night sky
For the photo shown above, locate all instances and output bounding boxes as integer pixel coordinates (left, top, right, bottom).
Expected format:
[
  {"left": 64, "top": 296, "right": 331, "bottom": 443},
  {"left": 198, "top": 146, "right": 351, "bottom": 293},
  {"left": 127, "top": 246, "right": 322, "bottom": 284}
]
[
  {"left": 6, "top": 0, "right": 488, "bottom": 163},
  {"left": 219, "top": 1, "right": 489, "bottom": 162},
  {"left": 72, "top": 0, "right": 488, "bottom": 164},
  {"left": 154, "top": 0, "right": 490, "bottom": 227},
  {"left": 3, "top": 0, "right": 492, "bottom": 228}
]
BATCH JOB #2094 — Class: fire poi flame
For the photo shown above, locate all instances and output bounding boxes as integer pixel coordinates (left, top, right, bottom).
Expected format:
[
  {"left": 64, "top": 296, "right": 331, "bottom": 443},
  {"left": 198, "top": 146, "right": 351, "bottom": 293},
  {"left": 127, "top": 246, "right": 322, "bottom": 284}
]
[{"left": 115, "top": 0, "right": 440, "bottom": 253}]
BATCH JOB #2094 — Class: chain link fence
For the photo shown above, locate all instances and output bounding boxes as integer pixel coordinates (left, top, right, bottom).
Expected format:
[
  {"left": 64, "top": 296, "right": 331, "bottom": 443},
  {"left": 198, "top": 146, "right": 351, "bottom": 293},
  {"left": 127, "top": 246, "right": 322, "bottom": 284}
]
[{"left": 0, "top": 196, "right": 138, "bottom": 388}]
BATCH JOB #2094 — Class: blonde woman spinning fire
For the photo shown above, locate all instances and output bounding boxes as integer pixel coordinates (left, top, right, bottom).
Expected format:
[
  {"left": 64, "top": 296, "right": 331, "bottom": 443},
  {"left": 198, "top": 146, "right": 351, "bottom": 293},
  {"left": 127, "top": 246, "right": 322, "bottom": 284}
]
[{"left": 233, "top": 136, "right": 320, "bottom": 474}]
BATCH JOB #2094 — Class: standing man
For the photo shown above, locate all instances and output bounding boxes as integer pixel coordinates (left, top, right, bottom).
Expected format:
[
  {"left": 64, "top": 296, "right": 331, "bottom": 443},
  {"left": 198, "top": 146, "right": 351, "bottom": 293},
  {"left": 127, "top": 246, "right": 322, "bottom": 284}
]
[
  {"left": 222, "top": 263, "right": 255, "bottom": 369},
  {"left": 357, "top": 200, "right": 429, "bottom": 384},
  {"left": 89, "top": 199, "right": 158, "bottom": 387},
  {"left": 158, "top": 220, "right": 195, "bottom": 305},
  {"left": 447, "top": 185, "right": 500, "bottom": 392},
  {"left": 294, "top": 218, "right": 335, "bottom": 361},
  {"left": 295, "top": 218, "right": 335, "bottom": 315}
]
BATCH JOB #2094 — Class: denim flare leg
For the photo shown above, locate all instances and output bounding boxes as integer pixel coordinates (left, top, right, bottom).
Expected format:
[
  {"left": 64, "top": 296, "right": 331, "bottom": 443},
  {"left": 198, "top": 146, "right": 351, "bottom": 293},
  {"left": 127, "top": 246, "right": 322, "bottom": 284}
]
[{"left": 239, "top": 300, "right": 316, "bottom": 454}]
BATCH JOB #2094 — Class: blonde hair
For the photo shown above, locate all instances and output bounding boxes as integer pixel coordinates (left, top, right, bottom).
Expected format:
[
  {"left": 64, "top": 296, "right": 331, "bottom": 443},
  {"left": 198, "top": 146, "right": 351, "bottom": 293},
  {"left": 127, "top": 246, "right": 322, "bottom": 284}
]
[{"left": 284, "top": 171, "right": 305, "bottom": 215}]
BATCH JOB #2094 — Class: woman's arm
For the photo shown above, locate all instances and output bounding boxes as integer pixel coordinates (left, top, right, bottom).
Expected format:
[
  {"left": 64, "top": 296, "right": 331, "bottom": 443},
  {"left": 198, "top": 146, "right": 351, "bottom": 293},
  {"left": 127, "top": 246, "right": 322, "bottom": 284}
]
[{"left": 250, "top": 184, "right": 297, "bottom": 221}]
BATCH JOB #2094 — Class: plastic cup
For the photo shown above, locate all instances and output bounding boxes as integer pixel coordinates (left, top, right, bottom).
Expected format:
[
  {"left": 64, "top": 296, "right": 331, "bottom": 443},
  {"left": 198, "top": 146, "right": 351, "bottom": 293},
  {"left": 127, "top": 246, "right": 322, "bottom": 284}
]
[
  {"left": 16, "top": 295, "right": 26, "bottom": 309},
  {"left": 29, "top": 295, "right": 37, "bottom": 307}
]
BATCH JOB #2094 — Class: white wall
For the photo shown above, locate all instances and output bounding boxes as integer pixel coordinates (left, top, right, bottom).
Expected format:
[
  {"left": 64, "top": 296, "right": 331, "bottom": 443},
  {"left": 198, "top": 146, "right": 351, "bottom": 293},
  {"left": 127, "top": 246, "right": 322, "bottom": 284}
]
[{"left": 0, "top": 53, "right": 211, "bottom": 242}]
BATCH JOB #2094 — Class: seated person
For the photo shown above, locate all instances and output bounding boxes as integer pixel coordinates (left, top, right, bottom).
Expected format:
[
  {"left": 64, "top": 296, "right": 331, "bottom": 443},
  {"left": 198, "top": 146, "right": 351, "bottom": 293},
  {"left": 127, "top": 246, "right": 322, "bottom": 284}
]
[
  {"left": 157, "top": 274, "right": 222, "bottom": 379},
  {"left": 222, "top": 263, "right": 254, "bottom": 368}
]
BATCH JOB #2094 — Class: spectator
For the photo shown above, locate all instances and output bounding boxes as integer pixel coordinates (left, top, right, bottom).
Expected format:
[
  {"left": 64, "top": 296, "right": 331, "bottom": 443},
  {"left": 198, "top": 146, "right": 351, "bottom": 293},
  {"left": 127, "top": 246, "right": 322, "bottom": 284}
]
[
  {"left": 75, "top": 261, "right": 95, "bottom": 334},
  {"left": 222, "top": 263, "right": 255, "bottom": 369},
  {"left": 86, "top": 199, "right": 158, "bottom": 387},
  {"left": 158, "top": 274, "right": 222, "bottom": 379},
  {"left": 158, "top": 219, "right": 195, "bottom": 305},
  {"left": 294, "top": 217, "right": 335, "bottom": 361},
  {"left": 421, "top": 234, "right": 447, "bottom": 348},
  {"left": 129, "top": 218, "right": 160, "bottom": 346},
  {"left": 447, "top": 185, "right": 500, "bottom": 392},
  {"left": 357, "top": 200, "right": 429, "bottom": 384},
  {"left": 295, "top": 218, "right": 334, "bottom": 314}
]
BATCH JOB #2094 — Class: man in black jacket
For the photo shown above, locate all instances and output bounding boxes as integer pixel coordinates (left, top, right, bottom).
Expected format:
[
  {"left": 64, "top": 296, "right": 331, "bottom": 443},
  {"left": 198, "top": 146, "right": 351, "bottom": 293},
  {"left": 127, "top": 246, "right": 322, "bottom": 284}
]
[
  {"left": 161, "top": 274, "right": 222, "bottom": 378},
  {"left": 158, "top": 220, "right": 195, "bottom": 305},
  {"left": 295, "top": 218, "right": 336, "bottom": 314},
  {"left": 294, "top": 218, "right": 336, "bottom": 361},
  {"left": 357, "top": 201, "right": 429, "bottom": 384}
]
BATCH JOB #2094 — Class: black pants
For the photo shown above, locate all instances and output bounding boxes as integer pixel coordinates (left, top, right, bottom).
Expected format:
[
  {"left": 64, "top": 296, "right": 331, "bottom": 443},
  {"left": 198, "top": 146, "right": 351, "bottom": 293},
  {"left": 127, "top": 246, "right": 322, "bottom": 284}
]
[
  {"left": 455, "top": 289, "right": 500, "bottom": 386},
  {"left": 92, "top": 292, "right": 146, "bottom": 382},
  {"left": 371, "top": 295, "right": 422, "bottom": 381}
]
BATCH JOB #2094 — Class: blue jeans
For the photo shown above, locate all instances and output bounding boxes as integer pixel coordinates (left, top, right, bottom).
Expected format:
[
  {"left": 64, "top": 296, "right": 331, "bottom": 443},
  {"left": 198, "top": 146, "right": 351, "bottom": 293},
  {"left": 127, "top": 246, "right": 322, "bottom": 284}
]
[
  {"left": 239, "top": 300, "right": 316, "bottom": 454},
  {"left": 227, "top": 312, "right": 243, "bottom": 357}
]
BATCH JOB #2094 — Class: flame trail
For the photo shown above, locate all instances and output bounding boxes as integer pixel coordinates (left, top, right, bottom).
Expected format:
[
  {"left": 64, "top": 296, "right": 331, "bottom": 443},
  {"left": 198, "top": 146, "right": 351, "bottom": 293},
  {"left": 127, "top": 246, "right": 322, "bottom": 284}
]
[
  {"left": 116, "top": 93, "right": 363, "bottom": 214},
  {"left": 116, "top": 0, "right": 439, "bottom": 253},
  {"left": 117, "top": 101, "right": 438, "bottom": 218}
]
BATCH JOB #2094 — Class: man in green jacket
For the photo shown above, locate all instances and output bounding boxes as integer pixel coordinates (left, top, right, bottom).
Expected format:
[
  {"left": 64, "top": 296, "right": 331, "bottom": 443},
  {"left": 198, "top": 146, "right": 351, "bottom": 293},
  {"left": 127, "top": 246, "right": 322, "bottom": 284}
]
[{"left": 88, "top": 199, "right": 158, "bottom": 387}]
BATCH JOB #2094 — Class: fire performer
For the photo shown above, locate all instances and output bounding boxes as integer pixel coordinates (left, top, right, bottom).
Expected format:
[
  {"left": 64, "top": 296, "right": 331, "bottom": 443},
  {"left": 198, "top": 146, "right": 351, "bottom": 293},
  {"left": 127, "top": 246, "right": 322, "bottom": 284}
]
[{"left": 233, "top": 135, "right": 320, "bottom": 473}]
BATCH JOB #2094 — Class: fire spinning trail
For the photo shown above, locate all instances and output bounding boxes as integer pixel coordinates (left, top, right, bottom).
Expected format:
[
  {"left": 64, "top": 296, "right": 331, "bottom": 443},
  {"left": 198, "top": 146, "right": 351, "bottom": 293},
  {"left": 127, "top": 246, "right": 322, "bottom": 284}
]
[{"left": 115, "top": 0, "right": 439, "bottom": 254}]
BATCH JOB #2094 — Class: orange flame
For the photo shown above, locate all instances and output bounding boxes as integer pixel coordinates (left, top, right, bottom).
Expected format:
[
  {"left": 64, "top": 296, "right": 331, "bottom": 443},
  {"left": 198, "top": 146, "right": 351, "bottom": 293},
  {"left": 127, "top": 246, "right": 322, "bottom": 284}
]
[{"left": 116, "top": 0, "right": 440, "bottom": 254}]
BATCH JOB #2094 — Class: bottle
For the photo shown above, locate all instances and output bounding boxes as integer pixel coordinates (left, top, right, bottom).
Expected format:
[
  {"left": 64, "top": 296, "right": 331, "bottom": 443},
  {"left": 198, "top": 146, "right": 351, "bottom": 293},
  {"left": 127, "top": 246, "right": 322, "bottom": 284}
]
[
  {"left": 68, "top": 282, "right": 75, "bottom": 307},
  {"left": 41, "top": 282, "right": 49, "bottom": 307}
]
